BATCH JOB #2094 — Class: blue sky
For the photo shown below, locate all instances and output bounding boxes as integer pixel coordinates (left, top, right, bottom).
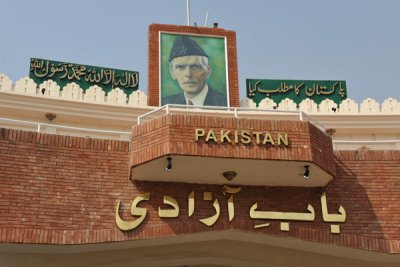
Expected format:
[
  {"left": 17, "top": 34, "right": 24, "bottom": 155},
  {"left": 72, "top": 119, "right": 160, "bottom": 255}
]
[{"left": 0, "top": 0, "right": 399, "bottom": 102}]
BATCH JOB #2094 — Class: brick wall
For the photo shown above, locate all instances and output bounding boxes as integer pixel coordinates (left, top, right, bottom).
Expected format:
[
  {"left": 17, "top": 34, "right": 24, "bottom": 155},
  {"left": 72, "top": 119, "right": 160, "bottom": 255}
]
[
  {"left": 130, "top": 114, "right": 336, "bottom": 176},
  {"left": 0, "top": 128, "right": 400, "bottom": 253},
  {"left": 147, "top": 24, "right": 239, "bottom": 107}
]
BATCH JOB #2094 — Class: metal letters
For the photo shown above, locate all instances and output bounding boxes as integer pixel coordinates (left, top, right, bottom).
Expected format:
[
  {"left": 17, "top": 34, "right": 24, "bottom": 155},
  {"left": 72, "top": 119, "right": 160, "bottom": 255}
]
[{"left": 115, "top": 188, "right": 345, "bottom": 234}]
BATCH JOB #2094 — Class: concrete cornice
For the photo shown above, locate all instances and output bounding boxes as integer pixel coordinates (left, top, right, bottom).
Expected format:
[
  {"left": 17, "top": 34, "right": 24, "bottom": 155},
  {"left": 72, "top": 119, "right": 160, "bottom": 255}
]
[
  {"left": 2, "top": 91, "right": 400, "bottom": 132},
  {"left": 0, "top": 91, "right": 153, "bottom": 130}
]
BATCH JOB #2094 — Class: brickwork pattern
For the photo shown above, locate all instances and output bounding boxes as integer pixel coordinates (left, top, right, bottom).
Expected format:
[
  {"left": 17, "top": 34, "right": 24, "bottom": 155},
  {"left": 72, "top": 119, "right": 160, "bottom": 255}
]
[
  {"left": 147, "top": 24, "right": 239, "bottom": 107},
  {"left": 130, "top": 114, "right": 336, "bottom": 176},
  {"left": 0, "top": 128, "right": 400, "bottom": 253}
]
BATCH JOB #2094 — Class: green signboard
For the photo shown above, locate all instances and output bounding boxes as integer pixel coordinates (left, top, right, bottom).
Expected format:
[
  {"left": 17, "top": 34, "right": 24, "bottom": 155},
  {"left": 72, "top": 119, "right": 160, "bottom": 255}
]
[
  {"left": 247, "top": 79, "right": 347, "bottom": 106},
  {"left": 29, "top": 58, "right": 139, "bottom": 95}
]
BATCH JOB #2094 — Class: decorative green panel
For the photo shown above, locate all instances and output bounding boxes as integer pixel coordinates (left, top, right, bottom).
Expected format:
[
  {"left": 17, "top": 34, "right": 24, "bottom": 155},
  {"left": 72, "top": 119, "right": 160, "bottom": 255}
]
[
  {"left": 29, "top": 58, "right": 139, "bottom": 95},
  {"left": 247, "top": 79, "right": 347, "bottom": 106}
]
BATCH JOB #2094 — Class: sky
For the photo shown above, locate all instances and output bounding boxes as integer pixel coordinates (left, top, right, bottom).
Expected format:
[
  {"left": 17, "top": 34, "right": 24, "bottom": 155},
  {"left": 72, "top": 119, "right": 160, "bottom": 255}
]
[{"left": 0, "top": 0, "right": 399, "bottom": 103}]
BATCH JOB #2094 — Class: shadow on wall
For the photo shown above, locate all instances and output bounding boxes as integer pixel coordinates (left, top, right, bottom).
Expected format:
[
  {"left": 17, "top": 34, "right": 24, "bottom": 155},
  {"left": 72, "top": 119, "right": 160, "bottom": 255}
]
[{"left": 129, "top": 151, "right": 390, "bottom": 252}]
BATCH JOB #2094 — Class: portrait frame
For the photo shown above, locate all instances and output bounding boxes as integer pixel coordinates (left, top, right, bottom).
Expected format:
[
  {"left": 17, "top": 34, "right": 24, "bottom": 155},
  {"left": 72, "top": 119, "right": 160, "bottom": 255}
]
[
  {"left": 147, "top": 24, "right": 239, "bottom": 107},
  {"left": 158, "top": 32, "right": 230, "bottom": 107}
]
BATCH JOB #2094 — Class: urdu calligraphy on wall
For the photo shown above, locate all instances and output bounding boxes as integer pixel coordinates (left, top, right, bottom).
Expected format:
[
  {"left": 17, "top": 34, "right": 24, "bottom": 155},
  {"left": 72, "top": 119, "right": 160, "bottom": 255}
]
[
  {"left": 115, "top": 185, "right": 346, "bottom": 235},
  {"left": 246, "top": 79, "right": 347, "bottom": 106},
  {"left": 29, "top": 58, "right": 139, "bottom": 94}
]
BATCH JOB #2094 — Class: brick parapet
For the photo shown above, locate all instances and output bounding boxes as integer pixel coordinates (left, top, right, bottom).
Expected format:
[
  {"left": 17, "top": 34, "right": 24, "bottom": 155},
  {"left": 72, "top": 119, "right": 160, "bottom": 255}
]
[
  {"left": 0, "top": 128, "right": 129, "bottom": 152},
  {"left": 130, "top": 114, "right": 335, "bottom": 177},
  {"left": 1, "top": 128, "right": 400, "bottom": 254},
  {"left": 309, "top": 123, "right": 336, "bottom": 175}
]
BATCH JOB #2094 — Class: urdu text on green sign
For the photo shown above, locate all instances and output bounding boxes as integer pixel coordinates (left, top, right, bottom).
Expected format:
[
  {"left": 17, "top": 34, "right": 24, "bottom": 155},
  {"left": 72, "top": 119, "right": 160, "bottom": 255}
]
[
  {"left": 247, "top": 79, "right": 347, "bottom": 106},
  {"left": 29, "top": 58, "right": 139, "bottom": 95}
]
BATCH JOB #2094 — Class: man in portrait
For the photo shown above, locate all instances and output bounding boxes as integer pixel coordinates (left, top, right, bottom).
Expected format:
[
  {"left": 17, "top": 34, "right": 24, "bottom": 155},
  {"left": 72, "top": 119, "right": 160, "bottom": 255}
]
[{"left": 162, "top": 35, "right": 227, "bottom": 106}]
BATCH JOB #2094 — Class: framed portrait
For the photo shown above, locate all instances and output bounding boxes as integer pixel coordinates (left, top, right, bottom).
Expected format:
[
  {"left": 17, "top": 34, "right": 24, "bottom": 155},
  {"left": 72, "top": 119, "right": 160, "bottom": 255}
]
[{"left": 159, "top": 32, "right": 229, "bottom": 107}]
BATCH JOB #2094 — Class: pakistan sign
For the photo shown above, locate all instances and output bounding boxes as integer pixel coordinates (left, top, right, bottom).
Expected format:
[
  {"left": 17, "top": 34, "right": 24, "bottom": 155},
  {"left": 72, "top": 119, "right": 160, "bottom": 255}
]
[
  {"left": 29, "top": 58, "right": 139, "bottom": 95},
  {"left": 247, "top": 79, "right": 347, "bottom": 106}
]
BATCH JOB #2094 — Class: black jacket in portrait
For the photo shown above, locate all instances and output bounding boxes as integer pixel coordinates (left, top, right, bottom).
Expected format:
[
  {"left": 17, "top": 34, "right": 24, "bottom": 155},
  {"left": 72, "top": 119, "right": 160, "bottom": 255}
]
[{"left": 162, "top": 87, "right": 227, "bottom": 106}]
